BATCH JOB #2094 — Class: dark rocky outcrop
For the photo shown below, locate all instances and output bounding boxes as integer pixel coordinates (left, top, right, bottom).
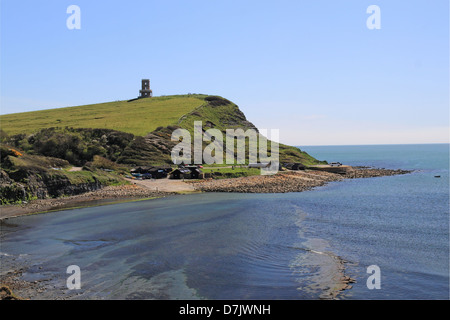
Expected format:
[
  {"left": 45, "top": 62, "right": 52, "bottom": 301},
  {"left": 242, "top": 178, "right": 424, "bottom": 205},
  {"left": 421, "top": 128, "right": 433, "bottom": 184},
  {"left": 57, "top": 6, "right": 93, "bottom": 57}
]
[{"left": 0, "top": 168, "right": 105, "bottom": 204}]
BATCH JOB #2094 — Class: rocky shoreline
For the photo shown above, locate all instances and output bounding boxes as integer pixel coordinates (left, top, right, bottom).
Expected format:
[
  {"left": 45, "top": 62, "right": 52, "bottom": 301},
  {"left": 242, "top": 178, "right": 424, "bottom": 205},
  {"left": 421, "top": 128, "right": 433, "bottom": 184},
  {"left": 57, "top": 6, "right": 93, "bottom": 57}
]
[{"left": 190, "top": 167, "right": 411, "bottom": 193}]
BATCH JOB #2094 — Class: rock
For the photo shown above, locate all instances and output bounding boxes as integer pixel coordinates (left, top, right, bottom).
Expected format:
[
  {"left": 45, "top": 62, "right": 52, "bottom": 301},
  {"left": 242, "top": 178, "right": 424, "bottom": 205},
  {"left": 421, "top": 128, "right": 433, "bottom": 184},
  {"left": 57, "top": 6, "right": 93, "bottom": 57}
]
[{"left": 0, "top": 286, "right": 23, "bottom": 300}]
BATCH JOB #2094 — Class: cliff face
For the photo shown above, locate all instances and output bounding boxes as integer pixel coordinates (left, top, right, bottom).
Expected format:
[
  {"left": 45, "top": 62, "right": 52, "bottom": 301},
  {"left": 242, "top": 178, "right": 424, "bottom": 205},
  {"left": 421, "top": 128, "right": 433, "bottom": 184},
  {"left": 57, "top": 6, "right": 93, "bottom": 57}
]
[
  {"left": 0, "top": 169, "right": 104, "bottom": 204},
  {"left": 0, "top": 150, "right": 124, "bottom": 205},
  {"left": 174, "top": 95, "right": 324, "bottom": 166}
]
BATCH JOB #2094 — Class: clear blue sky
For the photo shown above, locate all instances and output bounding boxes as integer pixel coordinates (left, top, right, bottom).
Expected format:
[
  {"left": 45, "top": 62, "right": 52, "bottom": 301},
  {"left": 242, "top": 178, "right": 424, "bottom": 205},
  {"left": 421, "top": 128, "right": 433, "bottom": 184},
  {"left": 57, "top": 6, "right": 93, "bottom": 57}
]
[{"left": 1, "top": 0, "right": 448, "bottom": 145}]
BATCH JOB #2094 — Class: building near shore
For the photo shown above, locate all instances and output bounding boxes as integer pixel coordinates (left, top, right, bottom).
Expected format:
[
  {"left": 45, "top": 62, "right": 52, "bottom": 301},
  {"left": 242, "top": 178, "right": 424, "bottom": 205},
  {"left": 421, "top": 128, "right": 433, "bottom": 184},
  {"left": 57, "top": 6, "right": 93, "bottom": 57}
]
[
  {"left": 131, "top": 166, "right": 170, "bottom": 179},
  {"left": 170, "top": 166, "right": 203, "bottom": 179}
]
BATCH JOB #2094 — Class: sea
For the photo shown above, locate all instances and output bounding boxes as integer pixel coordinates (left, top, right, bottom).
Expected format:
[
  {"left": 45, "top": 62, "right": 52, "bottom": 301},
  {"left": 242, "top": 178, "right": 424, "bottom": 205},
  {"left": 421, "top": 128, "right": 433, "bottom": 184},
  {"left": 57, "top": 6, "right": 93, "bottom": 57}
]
[{"left": 0, "top": 144, "right": 448, "bottom": 300}]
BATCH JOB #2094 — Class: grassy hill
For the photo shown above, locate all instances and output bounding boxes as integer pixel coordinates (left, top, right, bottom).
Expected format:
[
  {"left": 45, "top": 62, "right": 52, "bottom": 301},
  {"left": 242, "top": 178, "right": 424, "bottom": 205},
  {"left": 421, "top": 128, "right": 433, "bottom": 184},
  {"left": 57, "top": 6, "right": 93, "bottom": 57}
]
[
  {"left": 0, "top": 94, "right": 325, "bottom": 167},
  {"left": 0, "top": 95, "right": 207, "bottom": 136}
]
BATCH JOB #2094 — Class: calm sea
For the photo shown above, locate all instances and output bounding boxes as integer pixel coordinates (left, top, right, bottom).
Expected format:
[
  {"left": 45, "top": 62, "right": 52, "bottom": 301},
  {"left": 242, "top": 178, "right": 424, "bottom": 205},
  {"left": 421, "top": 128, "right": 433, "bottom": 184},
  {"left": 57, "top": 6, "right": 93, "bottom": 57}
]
[{"left": 1, "top": 144, "right": 448, "bottom": 299}]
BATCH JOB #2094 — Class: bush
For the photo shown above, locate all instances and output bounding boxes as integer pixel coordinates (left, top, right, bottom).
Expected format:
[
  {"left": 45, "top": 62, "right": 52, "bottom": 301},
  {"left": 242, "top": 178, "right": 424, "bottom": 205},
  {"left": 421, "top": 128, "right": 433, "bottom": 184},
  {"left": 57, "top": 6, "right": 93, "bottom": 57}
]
[
  {"left": 4, "top": 127, "right": 134, "bottom": 166},
  {"left": 0, "top": 183, "right": 27, "bottom": 204},
  {"left": 89, "top": 155, "right": 119, "bottom": 170},
  {"left": 204, "top": 96, "right": 230, "bottom": 107}
]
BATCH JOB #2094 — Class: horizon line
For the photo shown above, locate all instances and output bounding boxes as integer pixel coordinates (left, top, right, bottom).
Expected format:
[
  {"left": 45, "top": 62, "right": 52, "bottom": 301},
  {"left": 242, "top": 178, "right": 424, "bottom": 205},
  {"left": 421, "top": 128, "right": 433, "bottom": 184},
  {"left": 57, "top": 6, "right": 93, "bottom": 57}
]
[{"left": 295, "top": 142, "right": 450, "bottom": 147}]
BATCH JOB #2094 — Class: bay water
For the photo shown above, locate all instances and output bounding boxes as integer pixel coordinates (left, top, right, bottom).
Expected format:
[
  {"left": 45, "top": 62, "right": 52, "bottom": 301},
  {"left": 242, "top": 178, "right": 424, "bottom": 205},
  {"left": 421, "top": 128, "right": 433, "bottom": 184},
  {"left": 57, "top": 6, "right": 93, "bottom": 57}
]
[{"left": 1, "top": 144, "right": 448, "bottom": 299}]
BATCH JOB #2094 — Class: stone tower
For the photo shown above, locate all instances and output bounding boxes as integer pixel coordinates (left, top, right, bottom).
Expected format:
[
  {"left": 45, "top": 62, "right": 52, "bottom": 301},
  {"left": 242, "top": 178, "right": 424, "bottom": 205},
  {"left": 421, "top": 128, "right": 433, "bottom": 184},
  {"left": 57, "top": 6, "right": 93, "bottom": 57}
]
[{"left": 139, "top": 79, "right": 153, "bottom": 98}]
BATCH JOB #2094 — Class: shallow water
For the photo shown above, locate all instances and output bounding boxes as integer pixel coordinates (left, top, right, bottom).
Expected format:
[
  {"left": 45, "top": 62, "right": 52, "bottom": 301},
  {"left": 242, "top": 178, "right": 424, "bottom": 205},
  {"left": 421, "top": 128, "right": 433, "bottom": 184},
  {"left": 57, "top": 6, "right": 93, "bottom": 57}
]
[
  {"left": 1, "top": 193, "right": 345, "bottom": 299},
  {"left": 1, "top": 144, "right": 449, "bottom": 299}
]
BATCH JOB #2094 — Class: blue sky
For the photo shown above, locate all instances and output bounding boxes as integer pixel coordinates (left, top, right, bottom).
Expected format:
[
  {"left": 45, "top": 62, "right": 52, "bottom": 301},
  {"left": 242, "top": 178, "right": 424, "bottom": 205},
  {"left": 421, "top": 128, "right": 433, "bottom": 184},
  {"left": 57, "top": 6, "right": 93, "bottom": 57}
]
[{"left": 1, "top": 0, "right": 448, "bottom": 145}]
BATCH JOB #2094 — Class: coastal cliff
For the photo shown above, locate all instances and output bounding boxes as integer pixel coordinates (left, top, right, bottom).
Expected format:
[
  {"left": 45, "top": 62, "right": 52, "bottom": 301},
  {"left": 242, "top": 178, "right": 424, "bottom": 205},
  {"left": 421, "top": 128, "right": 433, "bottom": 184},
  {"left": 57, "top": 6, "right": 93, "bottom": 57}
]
[
  {"left": 0, "top": 95, "right": 325, "bottom": 204},
  {"left": 0, "top": 149, "right": 125, "bottom": 205}
]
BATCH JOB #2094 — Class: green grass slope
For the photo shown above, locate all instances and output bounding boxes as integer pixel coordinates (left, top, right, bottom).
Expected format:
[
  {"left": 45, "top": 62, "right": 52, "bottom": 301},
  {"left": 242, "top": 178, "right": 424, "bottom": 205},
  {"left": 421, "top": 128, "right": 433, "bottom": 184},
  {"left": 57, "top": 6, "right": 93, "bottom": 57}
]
[{"left": 0, "top": 95, "right": 206, "bottom": 136}]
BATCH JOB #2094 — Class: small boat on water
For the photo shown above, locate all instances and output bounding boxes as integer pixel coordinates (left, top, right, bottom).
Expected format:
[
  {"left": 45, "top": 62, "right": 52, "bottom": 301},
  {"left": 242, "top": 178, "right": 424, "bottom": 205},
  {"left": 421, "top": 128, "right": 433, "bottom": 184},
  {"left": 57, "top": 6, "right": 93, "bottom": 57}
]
[{"left": 434, "top": 175, "right": 441, "bottom": 178}]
